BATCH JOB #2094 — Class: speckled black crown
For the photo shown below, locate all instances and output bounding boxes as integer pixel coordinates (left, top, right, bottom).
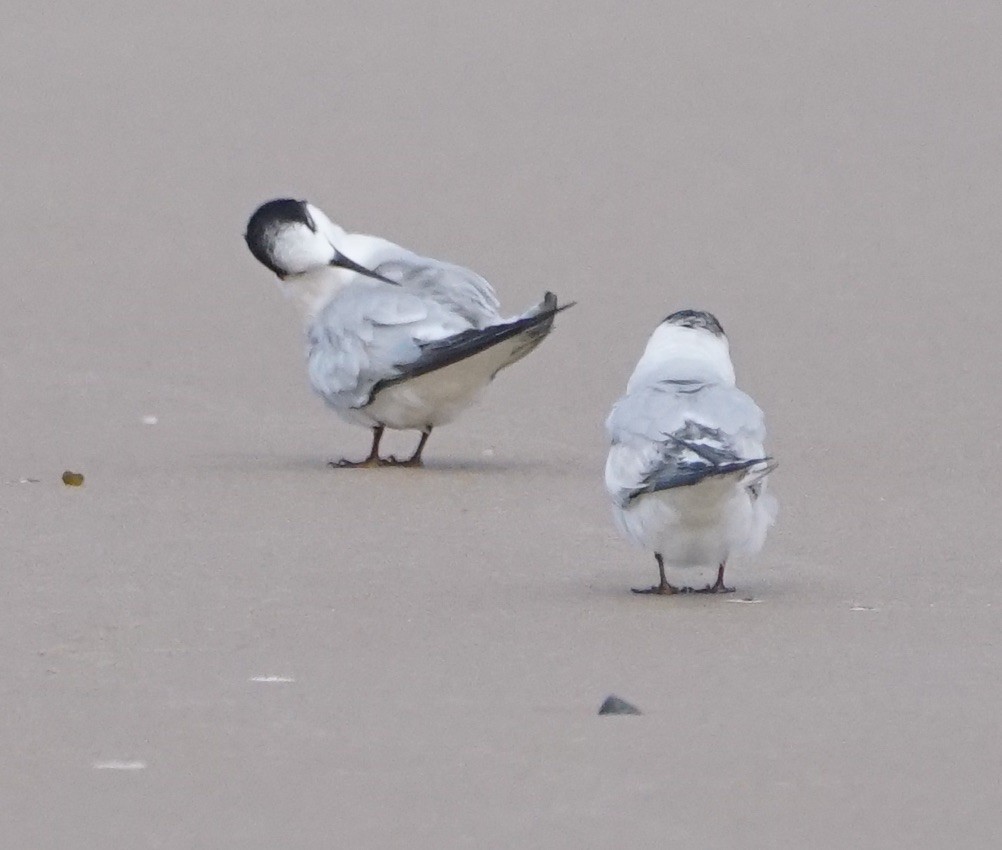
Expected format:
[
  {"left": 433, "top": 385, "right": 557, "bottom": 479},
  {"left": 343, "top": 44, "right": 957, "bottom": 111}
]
[
  {"left": 663, "top": 309, "right": 725, "bottom": 337},
  {"left": 244, "top": 198, "right": 314, "bottom": 276}
]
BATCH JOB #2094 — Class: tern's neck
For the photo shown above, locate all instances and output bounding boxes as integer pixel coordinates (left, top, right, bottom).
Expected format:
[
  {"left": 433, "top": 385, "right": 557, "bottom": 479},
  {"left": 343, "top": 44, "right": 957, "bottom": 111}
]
[
  {"left": 279, "top": 267, "right": 352, "bottom": 324},
  {"left": 627, "top": 329, "right": 735, "bottom": 391}
]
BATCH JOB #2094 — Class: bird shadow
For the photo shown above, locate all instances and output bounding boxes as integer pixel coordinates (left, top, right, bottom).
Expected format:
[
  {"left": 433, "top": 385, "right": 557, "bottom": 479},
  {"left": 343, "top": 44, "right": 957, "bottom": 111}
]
[
  {"left": 196, "top": 451, "right": 562, "bottom": 477},
  {"left": 422, "top": 456, "right": 564, "bottom": 475}
]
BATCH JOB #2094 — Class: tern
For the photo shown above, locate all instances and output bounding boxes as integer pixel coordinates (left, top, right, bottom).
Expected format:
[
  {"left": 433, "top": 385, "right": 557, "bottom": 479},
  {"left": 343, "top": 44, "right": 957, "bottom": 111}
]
[
  {"left": 604, "top": 310, "right": 777, "bottom": 594},
  {"left": 245, "top": 199, "right": 571, "bottom": 467}
]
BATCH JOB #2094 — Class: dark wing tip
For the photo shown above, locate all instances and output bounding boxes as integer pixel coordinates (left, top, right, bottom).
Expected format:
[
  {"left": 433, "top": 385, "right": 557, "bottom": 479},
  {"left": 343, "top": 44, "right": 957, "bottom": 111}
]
[
  {"left": 645, "top": 456, "right": 774, "bottom": 495},
  {"left": 540, "top": 292, "right": 576, "bottom": 314},
  {"left": 367, "top": 306, "right": 565, "bottom": 403}
]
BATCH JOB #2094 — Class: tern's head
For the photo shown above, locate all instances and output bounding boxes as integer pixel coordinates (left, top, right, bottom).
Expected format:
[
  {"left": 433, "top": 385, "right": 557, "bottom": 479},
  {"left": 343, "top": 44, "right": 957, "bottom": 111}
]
[
  {"left": 628, "top": 309, "right": 735, "bottom": 389},
  {"left": 244, "top": 198, "right": 396, "bottom": 285},
  {"left": 662, "top": 309, "right": 726, "bottom": 337}
]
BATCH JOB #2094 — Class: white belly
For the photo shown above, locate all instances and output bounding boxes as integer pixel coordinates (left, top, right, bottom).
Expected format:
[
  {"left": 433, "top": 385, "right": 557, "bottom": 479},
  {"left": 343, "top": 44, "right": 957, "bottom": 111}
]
[
  {"left": 355, "top": 371, "right": 487, "bottom": 431},
  {"left": 320, "top": 327, "right": 528, "bottom": 431},
  {"left": 613, "top": 479, "right": 774, "bottom": 569}
]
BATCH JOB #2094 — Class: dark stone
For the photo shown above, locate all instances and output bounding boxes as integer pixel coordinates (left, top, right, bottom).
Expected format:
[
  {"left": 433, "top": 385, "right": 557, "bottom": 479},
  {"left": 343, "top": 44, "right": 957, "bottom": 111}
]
[{"left": 598, "top": 695, "right": 642, "bottom": 715}]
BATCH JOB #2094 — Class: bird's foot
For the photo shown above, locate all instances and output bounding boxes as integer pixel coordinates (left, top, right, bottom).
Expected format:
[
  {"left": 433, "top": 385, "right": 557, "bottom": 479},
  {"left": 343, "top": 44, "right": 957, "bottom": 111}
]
[
  {"left": 328, "top": 455, "right": 425, "bottom": 469},
  {"left": 694, "top": 582, "right": 736, "bottom": 594},
  {"left": 383, "top": 454, "right": 424, "bottom": 468},
  {"left": 631, "top": 582, "right": 680, "bottom": 596},
  {"left": 327, "top": 456, "right": 389, "bottom": 469}
]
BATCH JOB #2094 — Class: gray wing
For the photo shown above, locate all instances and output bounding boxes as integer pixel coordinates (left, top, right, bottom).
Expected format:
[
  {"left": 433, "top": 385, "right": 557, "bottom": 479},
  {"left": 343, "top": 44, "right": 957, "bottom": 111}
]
[
  {"left": 306, "top": 285, "right": 471, "bottom": 409},
  {"left": 605, "top": 379, "right": 773, "bottom": 508},
  {"left": 369, "top": 293, "right": 568, "bottom": 401},
  {"left": 371, "top": 251, "right": 501, "bottom": 328}
]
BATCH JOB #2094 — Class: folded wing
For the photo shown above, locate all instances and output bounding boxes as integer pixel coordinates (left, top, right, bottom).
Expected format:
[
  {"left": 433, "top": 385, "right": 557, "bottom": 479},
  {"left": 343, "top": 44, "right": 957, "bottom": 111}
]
[
  {"left": 307, "top": 287, "right": 568, "bottom": 410},
  {"left": 367, "top": 293, "right": 569, "bottom": 404},
  {"left": 605, "top": 379, "right": 773, "bottom": 508}
]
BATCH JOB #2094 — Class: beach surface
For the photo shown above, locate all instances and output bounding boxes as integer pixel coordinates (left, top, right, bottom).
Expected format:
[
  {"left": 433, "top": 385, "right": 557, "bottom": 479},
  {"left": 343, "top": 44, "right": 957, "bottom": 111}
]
[{"left": 3, "top": 3, "right": 1001, "bottom": 847}]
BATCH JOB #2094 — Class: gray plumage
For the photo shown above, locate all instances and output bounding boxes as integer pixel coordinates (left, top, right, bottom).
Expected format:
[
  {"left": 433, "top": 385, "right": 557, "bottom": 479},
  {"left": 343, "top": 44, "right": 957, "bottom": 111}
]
[
  {"left": 604, "top": 311, "right": 776, "bottom": 592},
  {"left": 244, "top": 198, "right": 571, "bottom": 465},
  {"left": 307, "top": 284, "right": 562, "bottom": 411},
  {"left": 369, "top": 255, "right": 501, "bottom": 327},
  {"left": 605, "top": 380, "right": 772, "bottom": 510}
]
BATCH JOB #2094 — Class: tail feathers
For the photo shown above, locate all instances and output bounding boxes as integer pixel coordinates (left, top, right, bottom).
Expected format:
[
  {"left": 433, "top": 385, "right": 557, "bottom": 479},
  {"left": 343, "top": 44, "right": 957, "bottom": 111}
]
[
  {"left": 745, "top": 459, "right": 778, "bottom": 499},
  {"left": 744, "top": 458, "right": 778, "bottom": 486},
  {"left": 500, "top": 292, "right": 575, "bottom": 370}
]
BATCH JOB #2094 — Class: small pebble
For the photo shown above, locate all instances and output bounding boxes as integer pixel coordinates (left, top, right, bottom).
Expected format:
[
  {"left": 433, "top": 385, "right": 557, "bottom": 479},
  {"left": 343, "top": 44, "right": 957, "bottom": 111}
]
[
  {"left": 599, "top": 695, "right": 642, "bottom": 715},
  {"left": 62, "top": 471, "right": 85, "bottom": 487}
]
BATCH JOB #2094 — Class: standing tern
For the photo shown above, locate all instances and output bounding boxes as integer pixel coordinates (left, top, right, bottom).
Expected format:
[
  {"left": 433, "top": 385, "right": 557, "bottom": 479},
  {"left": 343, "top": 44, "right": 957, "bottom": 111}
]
[
  {"left": 604, "top": 310, "right": 777, "bottom": 594},
  {"left": 245, "top": 198, "right": 572, "bottom": 467}
]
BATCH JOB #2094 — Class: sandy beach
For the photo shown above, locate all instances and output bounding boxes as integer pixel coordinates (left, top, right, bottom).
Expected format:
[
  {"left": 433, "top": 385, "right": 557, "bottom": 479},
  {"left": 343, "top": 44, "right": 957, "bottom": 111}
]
[{"left": 3, "top": 2, "right": 1001, "bottom": 847}]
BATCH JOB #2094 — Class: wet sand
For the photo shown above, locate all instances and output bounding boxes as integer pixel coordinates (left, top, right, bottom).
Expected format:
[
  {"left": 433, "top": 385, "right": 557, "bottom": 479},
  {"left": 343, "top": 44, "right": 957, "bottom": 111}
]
[{"left": 3, "top": 3, "right": 1001, "bottom": 847}]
